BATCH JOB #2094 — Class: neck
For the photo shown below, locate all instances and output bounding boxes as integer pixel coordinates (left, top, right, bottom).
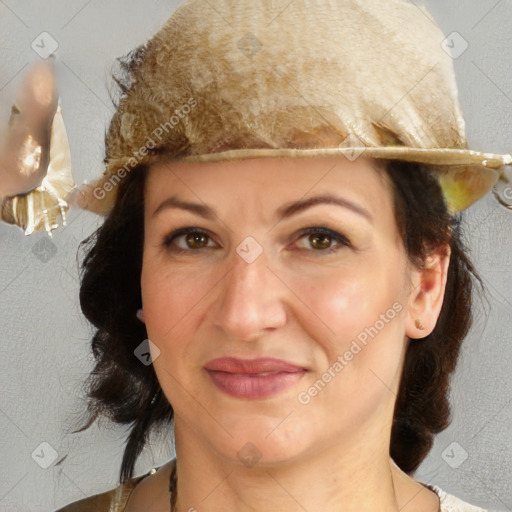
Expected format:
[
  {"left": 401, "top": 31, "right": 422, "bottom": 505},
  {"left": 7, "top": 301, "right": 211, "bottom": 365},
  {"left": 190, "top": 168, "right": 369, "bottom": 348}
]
[{"left": 172, "top": 423, "right": 404, "bottom": 512}]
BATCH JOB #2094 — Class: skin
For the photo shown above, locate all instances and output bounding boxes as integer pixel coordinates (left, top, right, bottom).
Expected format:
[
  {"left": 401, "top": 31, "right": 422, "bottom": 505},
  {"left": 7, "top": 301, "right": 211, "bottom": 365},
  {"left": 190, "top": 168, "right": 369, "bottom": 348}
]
[{"left": 127, "top": 155, "right": 450, "bottom": 512}]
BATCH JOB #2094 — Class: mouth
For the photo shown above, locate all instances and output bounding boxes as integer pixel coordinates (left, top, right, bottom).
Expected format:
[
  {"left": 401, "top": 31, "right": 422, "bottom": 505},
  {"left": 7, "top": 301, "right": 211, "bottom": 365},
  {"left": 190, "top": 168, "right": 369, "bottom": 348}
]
[{"left": 204, "top": 357, "right": 308, "bottom": 399}]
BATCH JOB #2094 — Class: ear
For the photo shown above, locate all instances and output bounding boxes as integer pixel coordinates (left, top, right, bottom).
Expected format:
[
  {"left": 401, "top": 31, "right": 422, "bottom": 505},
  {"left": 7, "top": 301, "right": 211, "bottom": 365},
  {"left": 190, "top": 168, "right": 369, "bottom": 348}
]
[{"left": 405, "top": 243, "right": 451, "bottom": 339}]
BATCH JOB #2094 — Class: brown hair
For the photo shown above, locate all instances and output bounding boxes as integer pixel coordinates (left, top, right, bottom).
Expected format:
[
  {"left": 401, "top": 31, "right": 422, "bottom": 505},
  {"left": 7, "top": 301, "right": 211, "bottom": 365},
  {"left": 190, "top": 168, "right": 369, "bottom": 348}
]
[{"left": 75, "top": 157, "right": 485, "bottom": 483}]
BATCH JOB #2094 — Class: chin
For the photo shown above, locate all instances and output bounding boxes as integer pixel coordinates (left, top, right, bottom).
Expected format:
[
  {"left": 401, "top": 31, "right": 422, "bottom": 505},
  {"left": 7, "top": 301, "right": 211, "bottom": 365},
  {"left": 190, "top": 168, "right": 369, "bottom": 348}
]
[{"left": 201, "top": 414, "right": 312, "bottom": 468}]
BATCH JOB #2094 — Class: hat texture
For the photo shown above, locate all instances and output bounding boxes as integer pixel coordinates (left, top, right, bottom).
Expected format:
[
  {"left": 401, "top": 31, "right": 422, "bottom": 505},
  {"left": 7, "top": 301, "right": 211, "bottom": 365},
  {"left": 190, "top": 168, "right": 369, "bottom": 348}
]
[{"left": 37, "top": 0, "right": 512, "bottom": 218}]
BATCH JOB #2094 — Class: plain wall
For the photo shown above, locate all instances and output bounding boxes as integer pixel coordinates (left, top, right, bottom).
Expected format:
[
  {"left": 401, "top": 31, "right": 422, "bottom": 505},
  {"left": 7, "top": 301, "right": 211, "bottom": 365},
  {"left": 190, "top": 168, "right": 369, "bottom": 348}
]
[{"left": 0, "top": 1, "right": 511, "bottom": 510}]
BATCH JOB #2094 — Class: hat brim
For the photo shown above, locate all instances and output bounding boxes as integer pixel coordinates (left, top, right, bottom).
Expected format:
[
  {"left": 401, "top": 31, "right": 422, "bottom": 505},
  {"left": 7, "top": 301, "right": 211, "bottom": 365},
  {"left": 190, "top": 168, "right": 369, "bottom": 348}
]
[
  {"left": 68, "top": 146, "right": 511, "bottom": 216},
  {"left": 180, "top": 146, "right": 511, "bottom": 168}
]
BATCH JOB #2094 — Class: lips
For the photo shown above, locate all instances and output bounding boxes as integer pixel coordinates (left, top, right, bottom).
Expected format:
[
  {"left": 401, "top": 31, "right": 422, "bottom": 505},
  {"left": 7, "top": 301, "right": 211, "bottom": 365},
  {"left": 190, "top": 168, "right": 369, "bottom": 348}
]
[
  {"left": 204, "top": 357, "right": 307, "bottom": 399},
  {"left": 204, "top": 357, "right": 306, "bottom": 374}
]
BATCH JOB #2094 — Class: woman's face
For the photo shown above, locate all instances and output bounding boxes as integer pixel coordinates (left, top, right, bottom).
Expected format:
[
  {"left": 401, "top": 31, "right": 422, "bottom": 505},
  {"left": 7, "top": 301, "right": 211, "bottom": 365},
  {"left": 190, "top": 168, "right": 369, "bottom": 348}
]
[{"left": 140, "top": 156, "right": 439, "bottom": 465}]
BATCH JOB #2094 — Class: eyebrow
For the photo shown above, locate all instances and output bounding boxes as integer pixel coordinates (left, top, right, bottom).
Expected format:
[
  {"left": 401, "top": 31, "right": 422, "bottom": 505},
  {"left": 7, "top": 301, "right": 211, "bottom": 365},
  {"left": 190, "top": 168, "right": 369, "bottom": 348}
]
[{"left": 152, "top": 193, "right": 373, "bottom": 224}]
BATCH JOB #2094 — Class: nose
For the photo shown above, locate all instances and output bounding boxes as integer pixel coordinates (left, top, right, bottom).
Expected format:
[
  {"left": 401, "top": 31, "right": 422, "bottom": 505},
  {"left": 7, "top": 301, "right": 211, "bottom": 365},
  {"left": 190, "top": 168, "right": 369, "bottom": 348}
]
[{"left": 210, "top": 244, "right": 287, "bottom": 342}]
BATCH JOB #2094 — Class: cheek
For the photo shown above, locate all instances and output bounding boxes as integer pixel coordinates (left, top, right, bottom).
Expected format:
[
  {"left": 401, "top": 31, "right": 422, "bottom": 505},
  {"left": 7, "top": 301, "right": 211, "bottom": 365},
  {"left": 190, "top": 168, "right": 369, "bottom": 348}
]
[
  {"left": 291, "top": 260, "right": 406, "bottom": 348},
  {"left": 291, "top": 269, "right": 407, "bottom": 429},
  {"left": 141, "top": 266, "right": 200, "bottom": 344},
  {"left": 293, "top": 258, "right": 408, "bottom": 396},
  {"left": 140, "top": 266, "right": 207, "bottom": 405}
]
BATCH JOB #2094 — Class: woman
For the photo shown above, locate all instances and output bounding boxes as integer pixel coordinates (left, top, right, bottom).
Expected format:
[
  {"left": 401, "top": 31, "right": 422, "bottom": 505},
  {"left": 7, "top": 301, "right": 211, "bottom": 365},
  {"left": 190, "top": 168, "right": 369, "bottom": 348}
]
[
  {"left": 64, "top": 155, "right": 473, "bottom": 512},
  {"left": 1, "top": 0, "right": 510, "bottom": 511}
]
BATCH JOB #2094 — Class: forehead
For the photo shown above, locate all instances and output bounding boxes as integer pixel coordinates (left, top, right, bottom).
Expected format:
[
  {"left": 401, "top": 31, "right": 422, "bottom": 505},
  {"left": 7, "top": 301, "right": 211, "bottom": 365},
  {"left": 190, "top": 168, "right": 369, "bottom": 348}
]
[{"left": 144, "top": 156, "right": 391, "bottom": 208}]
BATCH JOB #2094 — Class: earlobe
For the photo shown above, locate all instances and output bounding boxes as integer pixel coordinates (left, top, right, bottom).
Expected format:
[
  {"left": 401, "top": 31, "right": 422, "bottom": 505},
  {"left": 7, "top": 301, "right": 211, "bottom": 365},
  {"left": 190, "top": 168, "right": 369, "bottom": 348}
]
[
  {"left": 405, "top": 245, "right": 451, "bottom": 339},
  {"left": 414, "top": 318, "right": 425, "bottom": 331},
  {"left": 136, "top": 308, "right": 146, "bottom": 323}
]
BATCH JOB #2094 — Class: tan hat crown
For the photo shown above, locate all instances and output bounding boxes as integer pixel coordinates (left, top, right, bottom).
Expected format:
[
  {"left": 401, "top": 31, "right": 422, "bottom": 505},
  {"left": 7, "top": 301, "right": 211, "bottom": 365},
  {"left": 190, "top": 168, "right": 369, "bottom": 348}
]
[{"left": 92, "top": 0, "right": 511, "bottom": 214}]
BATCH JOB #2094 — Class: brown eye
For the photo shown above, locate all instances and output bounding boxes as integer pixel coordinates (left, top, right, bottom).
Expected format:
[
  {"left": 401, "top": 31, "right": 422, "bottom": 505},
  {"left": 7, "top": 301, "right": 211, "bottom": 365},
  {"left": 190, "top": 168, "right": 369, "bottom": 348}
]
[
  {"left": 308, "top": 233, "right": 332, "bottom": 250},
  {"left": 184, "top": 232, "right": 209, "bottom": 248},
  {"left": 163, "top": 228, "right": 215, "bottom": 252},
  {"left": 296, "top": 227, "right": 351, "bottom": 253}
]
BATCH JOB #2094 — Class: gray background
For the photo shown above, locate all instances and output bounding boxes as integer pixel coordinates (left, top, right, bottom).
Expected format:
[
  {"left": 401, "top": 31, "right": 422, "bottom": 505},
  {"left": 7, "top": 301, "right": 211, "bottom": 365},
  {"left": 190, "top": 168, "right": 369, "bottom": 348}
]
[{"left": 0, "top": 1, "right": 511, "bottom": 511}]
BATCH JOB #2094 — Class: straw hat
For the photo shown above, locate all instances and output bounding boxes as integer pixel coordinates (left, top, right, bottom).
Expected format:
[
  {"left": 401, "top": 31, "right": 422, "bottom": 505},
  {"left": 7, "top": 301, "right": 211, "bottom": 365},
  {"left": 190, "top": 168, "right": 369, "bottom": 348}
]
[{"left": 1, "top": 0, "right": 511, "bottom": 234}]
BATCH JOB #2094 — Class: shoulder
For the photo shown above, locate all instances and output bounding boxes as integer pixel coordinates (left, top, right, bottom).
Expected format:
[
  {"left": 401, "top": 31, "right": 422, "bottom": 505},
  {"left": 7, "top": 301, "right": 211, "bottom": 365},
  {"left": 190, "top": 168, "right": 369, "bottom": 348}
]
[
  {"left": 124, "top": 459, "right": 176, "bottom": 511},
  {"left": 419, "top": 481, "right": 494, "bottom": 512},
  {"left": 54, "top": 460, "right": 176, "bottom": 512}
]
